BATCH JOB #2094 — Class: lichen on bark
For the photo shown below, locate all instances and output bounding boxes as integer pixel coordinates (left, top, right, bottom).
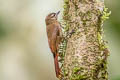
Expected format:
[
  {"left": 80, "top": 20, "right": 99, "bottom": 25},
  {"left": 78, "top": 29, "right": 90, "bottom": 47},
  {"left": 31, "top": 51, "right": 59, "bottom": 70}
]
[{"left": 59, "top": 0, "right": 110, "bottom": 80}]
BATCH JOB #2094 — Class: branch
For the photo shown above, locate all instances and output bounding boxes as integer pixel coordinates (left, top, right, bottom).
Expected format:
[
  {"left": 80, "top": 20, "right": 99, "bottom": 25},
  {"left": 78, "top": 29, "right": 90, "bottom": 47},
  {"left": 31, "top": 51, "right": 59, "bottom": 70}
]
[{"left": 59, "top": 0, "right": 110, "bottom": 80}]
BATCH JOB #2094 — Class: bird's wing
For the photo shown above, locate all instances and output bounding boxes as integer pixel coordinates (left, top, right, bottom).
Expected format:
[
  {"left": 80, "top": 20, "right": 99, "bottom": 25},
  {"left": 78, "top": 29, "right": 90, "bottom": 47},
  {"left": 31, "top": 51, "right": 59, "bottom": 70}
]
[
  {"left": 46, "top": 24, "right": 57, "bottom": 54},
  {"left": 54, "top": 23, "right": 62, "bottom": 51}
]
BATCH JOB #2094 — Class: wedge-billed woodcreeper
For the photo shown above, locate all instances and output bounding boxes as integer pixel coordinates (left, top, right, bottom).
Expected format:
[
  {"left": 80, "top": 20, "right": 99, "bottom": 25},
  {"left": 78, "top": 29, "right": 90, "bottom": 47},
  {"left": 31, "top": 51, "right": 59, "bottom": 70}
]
[{"left": 45, "top": 11, "right": 62, "bottom": 78}]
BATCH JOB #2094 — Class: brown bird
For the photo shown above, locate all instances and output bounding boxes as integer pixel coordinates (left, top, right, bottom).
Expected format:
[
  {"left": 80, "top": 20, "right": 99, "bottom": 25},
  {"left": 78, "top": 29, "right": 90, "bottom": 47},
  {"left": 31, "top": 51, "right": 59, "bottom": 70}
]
[{"left": 45, "top": 11, "right": 62, "bottom": 78}]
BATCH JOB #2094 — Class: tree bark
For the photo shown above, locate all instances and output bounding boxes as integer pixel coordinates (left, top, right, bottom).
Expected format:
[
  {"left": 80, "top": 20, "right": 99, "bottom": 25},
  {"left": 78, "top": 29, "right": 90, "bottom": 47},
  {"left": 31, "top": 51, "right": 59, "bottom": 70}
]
[{"left": 59, "top": 0, "right": 110, "bottom": 80}]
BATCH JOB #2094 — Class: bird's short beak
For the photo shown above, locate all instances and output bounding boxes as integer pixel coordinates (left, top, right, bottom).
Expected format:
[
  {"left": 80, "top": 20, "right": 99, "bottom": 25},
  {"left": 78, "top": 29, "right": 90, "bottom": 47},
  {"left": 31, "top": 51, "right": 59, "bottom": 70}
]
[{"left": 56, "top": 11, "right": 60, "bottom": 17}]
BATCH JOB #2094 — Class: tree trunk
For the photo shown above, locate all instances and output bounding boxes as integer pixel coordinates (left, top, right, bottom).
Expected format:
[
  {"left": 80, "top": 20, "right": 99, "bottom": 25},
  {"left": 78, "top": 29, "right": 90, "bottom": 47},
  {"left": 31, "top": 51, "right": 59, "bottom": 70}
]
[{"left": 59, "top": 0, "right": 110, "bottom": 80}]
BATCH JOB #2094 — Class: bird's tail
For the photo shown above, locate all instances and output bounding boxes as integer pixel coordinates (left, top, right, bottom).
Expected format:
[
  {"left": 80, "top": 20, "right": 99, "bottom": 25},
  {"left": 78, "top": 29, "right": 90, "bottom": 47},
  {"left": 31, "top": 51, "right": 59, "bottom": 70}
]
[{"left": 54, "top": 53, "right": 60, "bottom": 78}]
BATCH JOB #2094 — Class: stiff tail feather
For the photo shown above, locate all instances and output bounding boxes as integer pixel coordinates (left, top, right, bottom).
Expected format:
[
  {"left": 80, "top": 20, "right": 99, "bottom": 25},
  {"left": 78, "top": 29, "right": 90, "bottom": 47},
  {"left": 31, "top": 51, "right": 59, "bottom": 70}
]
[{"left": 54, "top": 53, "right": 60, "bottom": 78}]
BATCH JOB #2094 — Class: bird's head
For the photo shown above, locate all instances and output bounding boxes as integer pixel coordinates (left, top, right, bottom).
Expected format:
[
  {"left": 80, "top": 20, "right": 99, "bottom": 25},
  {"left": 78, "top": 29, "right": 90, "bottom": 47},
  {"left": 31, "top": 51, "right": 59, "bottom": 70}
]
[{"left": 45, "top": 11, "right": 60, "bottom": 25}]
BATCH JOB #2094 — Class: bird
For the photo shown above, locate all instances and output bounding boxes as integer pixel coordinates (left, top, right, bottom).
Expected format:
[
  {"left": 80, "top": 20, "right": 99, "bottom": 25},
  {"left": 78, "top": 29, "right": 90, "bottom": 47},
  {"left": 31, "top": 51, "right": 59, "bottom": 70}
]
[{"left": 45, "top": 11, "right": 62, "bottom": 78}]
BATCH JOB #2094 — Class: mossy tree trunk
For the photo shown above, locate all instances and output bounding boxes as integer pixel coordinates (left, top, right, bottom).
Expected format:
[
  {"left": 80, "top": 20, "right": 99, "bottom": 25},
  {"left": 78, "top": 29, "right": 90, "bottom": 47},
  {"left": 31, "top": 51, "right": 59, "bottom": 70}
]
[{"left": 59, "top": 0, "right": 110, "bottom": 80}]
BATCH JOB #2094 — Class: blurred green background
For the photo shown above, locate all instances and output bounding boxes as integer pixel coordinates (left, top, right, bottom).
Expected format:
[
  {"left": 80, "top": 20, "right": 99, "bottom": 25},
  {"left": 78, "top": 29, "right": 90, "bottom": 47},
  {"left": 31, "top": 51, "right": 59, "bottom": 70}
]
[{"left": 0, "top": 0, "right": 119, "bottom": 80}]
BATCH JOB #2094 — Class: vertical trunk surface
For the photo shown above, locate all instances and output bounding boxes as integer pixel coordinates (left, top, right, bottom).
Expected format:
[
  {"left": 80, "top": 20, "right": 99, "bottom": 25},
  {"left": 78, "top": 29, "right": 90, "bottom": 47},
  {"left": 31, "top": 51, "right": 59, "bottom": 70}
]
[{"left": 60, "top": 0, "right": 109, "bottom": 80}]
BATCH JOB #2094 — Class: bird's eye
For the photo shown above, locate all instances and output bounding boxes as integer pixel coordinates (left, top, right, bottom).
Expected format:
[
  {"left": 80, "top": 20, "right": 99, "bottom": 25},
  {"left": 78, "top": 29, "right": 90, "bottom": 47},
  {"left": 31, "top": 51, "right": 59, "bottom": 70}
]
[{"left": 50, "top": 13, "right": 56, "bottom": 17}]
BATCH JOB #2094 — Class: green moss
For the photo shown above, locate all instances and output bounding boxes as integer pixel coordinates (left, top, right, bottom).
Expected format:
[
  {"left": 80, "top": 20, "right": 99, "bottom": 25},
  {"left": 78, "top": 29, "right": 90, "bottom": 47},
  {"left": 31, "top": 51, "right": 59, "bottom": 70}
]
[
  {"left": 63, "top": 69, "right": 69, "bottom": 76},
  {"left": 101, "top": 7, "right": 111, "bottom": 21},
  {"left": 70, "top": 74, "right": 87, "bottom": 80},
  {"left": 97, "top": 32, "right": 102, "bottom": 44},
  {"left": 64, "top": 0, "right": 69, "bottom": 3},
  {"left": 69, "top": 67, "right": 88, "bottom": 80},
  {"left": 73, "top": 67, "right": 81, "bottom": 73},
  {"left": 60, "top": 0, "right": 110, "bottom": 80}
]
